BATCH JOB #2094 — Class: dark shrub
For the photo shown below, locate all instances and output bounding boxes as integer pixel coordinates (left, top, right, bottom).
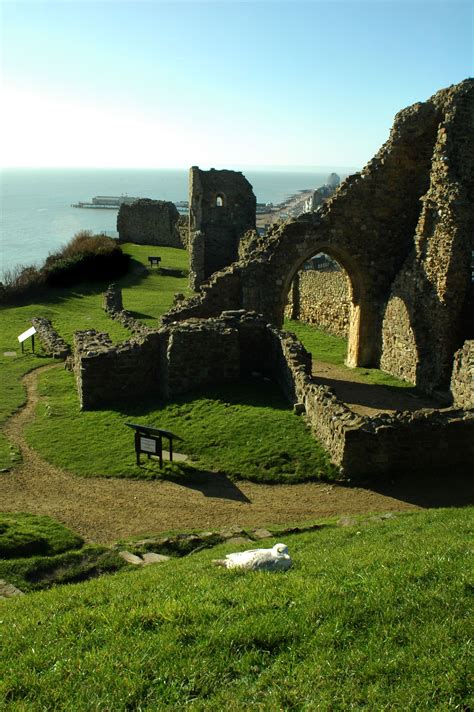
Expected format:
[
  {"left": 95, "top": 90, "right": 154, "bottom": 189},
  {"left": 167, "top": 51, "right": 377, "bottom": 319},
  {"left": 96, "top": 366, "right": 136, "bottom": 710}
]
[{"left": 0, "top": 232, "right": 130, "bottom": 304}]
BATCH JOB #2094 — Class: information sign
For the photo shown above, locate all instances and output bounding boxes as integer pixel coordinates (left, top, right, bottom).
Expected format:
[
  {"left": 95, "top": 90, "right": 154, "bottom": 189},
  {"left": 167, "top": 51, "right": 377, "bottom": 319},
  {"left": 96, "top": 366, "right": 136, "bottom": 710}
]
[
  {"left": 18, "top": 326, "right": 36, "bottom": 343},
  {"left": 17, "top": 326, "right": 37, "bottom": 353},
  {"left": 140, "top": 437, "right": 157, "bottom": 454}
]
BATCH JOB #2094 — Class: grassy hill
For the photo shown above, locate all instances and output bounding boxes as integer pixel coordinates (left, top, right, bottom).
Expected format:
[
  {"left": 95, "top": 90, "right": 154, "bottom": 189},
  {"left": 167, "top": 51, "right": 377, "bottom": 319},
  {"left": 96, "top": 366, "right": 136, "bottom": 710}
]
[{"left": 1, "top": 507, "right": 472, "bottom": 710}]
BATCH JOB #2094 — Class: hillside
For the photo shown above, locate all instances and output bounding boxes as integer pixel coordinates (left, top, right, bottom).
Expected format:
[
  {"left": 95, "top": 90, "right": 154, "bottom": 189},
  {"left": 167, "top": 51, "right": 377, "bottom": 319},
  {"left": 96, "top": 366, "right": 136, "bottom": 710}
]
[{"left": 1, "top": 508, "right": 472, "bottom": 710}]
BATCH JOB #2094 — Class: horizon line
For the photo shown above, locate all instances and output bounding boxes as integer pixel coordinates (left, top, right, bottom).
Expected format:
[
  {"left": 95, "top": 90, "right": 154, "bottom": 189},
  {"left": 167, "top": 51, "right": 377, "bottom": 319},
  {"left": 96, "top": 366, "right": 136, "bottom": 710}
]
[{"left": 1, "top": 164, "right": 361, "bottom": 172}]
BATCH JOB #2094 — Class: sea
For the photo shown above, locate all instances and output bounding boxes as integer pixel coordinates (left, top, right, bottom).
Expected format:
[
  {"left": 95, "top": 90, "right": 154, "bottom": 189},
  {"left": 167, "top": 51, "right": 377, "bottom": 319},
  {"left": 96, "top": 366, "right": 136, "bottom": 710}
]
[{"left": 0, "top": 167, "right": 352, "bottom": 275}]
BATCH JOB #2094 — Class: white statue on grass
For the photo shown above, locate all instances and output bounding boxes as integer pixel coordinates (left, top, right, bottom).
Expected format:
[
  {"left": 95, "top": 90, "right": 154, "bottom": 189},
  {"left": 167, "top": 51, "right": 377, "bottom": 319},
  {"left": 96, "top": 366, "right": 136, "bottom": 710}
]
[{"left": 213, "top": 543, "right": 292, "bottom": 571}]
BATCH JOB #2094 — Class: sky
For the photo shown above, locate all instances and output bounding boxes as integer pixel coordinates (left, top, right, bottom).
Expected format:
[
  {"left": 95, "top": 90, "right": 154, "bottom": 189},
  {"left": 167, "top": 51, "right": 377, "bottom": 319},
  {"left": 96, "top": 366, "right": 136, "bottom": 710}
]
[{"left": 1, "top": 0, "right": 472, "bottom": 170}]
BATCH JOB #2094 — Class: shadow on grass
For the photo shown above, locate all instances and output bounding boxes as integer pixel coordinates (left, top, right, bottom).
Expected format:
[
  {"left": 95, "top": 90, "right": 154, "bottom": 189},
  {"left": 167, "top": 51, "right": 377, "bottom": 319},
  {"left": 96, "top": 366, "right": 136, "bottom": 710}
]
[
  {"left": 312, "top": 375, "right": 443, "bottom": 412},
  {"left": 122, "top": 378, "right": 290, "bottom": 417},
  {"left": 161, "top": 468, "right": 251, "bottom": 503},
  {"left": 128, "top": 310, "right": 156, "bottom": 321},
  {"left": 3, "top": 258, "right": 151, "bottom": 309}
]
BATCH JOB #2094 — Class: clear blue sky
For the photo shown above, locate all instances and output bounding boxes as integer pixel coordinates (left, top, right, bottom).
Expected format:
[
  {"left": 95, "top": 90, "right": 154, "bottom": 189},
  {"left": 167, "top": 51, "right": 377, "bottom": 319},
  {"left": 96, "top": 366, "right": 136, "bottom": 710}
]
[{"left": 1, "top": 0, "right": 472, "bottom": 169}]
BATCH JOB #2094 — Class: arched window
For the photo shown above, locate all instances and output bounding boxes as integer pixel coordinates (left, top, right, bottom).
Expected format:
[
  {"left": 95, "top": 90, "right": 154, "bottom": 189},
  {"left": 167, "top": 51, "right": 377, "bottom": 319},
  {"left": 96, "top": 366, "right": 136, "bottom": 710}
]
[{"left": 216, "top": 194, "right": 224, "bottom": 207}]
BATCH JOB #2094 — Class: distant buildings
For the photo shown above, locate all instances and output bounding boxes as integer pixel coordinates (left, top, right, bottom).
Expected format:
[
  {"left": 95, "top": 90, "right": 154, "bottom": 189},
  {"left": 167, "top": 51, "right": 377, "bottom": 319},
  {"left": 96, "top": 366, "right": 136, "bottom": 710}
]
[{"left": 304, "top": 173, "right": 341, "bottom": 213}]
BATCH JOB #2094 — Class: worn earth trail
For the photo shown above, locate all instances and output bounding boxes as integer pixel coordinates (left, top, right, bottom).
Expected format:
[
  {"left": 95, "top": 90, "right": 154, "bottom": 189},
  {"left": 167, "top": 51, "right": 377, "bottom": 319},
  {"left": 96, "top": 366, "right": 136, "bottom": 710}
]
[{"left": 0, "top": 366, "right": 440, "bottom": 545}]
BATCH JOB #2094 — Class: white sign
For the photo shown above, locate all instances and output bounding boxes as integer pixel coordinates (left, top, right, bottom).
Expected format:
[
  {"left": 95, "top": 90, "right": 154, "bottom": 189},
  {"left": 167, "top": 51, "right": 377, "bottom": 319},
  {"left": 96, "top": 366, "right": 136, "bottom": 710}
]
[
  {"left": 18, "top": 326, "right": 36, "bottom": 343},
  {"left": 140, "top": 437, "right": 157, "bottom": 454}
]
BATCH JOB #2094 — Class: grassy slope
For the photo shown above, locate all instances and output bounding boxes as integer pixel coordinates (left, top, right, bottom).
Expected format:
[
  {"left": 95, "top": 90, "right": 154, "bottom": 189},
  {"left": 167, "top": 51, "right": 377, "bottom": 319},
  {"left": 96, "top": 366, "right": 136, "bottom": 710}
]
[
  {"left": 26, "top": 370, "right": 336, "bottom": 482},
  {"left": 1, "top": 508, "right": 471, "bottom": 710},
  {"left": 0, "top": 245, "right": 190, "bottom": 470}
]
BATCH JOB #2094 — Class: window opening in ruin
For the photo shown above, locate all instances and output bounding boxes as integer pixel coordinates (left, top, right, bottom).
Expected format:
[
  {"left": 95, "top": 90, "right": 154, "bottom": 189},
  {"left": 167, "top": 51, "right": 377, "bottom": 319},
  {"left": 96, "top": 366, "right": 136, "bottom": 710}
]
[
  {"left": 285, "top": 251, "right": 353, "bottom": 363},
  {"left": 216, "top": 194, "right": 224, "bottom": 207}
]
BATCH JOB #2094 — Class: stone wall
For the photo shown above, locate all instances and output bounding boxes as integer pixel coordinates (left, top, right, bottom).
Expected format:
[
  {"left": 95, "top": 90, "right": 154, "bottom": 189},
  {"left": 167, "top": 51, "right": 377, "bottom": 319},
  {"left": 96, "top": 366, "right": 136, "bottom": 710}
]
[
  {"left": 72, "top": 311, "right": 473, "bottom": 477},
  {"left": 165, "top": 321, "right": 240, "bottom": 397},
  {"left": 72, "top": 329, "right": 165, "bottom": 410},
  {"left": 162, "top": 79, "right": 473, "bottom": 395},
  {"left": 31, "top": 317, "right": 70, "bottom": 359},
  {"left": 188, "top": 167, "right": 256, "bottom": 289},
  {"left": 265, "top": 325, "right": 474, "bottom": 477},
  {"left": 450, "top": 340, "right": 474, "bottom": 409},
  {"left": 117, "top": 199, "right": 183, "bottom": 248},
  {"left": 103, "top": 283, "right": 150, "bottom": 335},
  {"left": 285, "top": 270, "right": 351, "bottom": 337}
]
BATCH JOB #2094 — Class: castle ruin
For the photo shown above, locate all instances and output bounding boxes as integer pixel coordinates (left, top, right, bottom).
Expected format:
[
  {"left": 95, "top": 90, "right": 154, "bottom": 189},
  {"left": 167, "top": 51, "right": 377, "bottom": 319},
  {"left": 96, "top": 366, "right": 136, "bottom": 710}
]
[
  {"left": 188, "top": 167, "right": 256, "bottom": 289},
  {"left": 117, "top": 199, "right": 184, "bottom": 248},
  {"left": 67, "top": 79, "right": 473, "bottom": 478}
]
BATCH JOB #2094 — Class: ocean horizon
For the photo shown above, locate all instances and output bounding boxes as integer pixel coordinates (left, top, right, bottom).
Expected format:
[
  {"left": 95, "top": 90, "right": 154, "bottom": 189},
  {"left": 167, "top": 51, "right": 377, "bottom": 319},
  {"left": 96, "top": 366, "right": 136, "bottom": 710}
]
[{"left": 0, "top": 166, "right": 356, "bottom": 274}]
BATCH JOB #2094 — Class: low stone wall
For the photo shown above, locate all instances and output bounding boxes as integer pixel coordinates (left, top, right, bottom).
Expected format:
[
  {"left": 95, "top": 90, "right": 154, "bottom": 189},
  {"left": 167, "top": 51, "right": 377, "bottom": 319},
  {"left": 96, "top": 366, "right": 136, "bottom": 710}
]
[
  {"left": 103, "top": 284, "right": 150, "bottom": 336},
  {"left": 72, "top": 330, "right": 165, "bottom": 410},
  {"left": 31, "top": 317, "right": 70, "bottom": 359},
  {"left": 450, "top": 340, "right": 474, "bottom": 409},
  {"left": 72, "top": 311, "right": 473, "bottom": 477},
  {"left": 261, "top": 325, "right": 473, "bottom": 477},
  {"left": 285, "top": 270, "right": 350, "bottom": 338}
]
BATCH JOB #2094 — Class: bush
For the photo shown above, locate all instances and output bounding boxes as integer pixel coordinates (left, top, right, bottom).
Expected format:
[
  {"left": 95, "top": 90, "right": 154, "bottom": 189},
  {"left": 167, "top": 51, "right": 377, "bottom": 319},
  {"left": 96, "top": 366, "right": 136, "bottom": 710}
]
[{"left": 0, "top": 231, "right": 130, "bottom": 304}]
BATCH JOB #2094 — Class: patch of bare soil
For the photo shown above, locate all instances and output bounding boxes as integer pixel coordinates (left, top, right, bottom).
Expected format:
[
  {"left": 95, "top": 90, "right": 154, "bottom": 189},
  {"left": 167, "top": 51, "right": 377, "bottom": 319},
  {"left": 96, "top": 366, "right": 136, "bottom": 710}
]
[
  {"left": 312, "top": 360, "right": 444, "bottom": 416},
  {"left": 1, "top": 366, "right": 468, "bottom": 546}
]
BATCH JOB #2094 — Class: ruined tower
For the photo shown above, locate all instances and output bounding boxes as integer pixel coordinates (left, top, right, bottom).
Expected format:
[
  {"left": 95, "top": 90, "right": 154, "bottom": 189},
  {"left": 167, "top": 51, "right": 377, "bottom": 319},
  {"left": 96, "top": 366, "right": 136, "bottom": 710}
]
[{"left": 188, "top": 167, "right": 256, "bottom": 289}]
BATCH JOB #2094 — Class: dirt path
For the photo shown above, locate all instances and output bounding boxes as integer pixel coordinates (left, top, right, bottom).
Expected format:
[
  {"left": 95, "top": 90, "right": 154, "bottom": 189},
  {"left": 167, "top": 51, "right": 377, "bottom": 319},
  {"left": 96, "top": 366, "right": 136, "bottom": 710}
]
[{"left": 2, "top": 366, "right": 465, "bottom": 546}]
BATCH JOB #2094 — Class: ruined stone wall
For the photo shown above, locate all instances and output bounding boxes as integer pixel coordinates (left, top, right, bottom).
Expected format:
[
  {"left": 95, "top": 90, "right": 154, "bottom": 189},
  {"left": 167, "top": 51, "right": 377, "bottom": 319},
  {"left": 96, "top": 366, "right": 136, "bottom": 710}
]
[
  {"left": 31, "top": 317, "right": 70, "bottom": 359},
  {"left": 165, "top": 321, "right": 240, "bottom": 398},
  {"left": 265, "top": 325, "right": 474, "bottom": 477},
  {"left": 72, "top": 330, "right": 165, "bottom": 410},
  {"left": 188, "top": 167, "right": 256, "bottom": 289},
  {"left": 379, "top": 81, "right": 474, "bottom": 392},
  {"left": 73, "top": 311, "right": 473, "bottom": 476},
  {"left": 103, "top": 283, "right": 151, "bottom": 335},
  {"left": 117, "top": 199, "right": 183, "bottom": 248},
  {"left": 450, "top": 340, "right": 474, "bottom": 409},
  {"left": 285, "top": 270, "right": 350, "bottom": 337},
  {"left": 163, "top": 79, "right": 473, "bottom": 394}
]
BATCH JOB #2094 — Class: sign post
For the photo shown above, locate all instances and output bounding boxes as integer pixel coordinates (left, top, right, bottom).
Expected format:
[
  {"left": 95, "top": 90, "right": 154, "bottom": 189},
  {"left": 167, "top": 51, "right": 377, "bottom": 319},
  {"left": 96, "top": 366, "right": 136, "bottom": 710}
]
[
  {"left": 17, "top": 326, "right": 37, "bottom": 354},
  {"left": 126, "top": 423, "right": 183, "bottom": 467}
]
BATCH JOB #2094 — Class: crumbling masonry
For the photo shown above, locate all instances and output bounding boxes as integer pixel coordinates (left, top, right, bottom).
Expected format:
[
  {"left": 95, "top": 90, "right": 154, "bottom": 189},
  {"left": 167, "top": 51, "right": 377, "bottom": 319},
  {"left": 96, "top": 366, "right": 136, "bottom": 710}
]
[
  {"left": 70, "top": 80, "right": 473, "bottom": 477},
  {"left": 188, "top": 167, "right": 256, "bottom": 289},
  {"left": 165, "top": 80, "right": 474, "bottom": 397}
]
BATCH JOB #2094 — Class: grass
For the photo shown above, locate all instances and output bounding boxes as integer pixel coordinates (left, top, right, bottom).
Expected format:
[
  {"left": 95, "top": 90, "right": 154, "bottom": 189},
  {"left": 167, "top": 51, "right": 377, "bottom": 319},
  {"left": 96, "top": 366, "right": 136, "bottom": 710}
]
[
  {"left": 26, "top": 370, "right": 337, "bottom": 483},
  {"left": 284, "top": 318, "right": 415, "bottom": 389},
  {"left": 1, "top": 507, "right": 471, "bottom": 710},
  {"left": 0, "top": 512, "right": 125, "bottom": 592},
  {"left": 0, "top": 245, "right": 190, "bottom": 471},
  {"left": 0, "top": 512, "right": 83, "bottom": 559}
]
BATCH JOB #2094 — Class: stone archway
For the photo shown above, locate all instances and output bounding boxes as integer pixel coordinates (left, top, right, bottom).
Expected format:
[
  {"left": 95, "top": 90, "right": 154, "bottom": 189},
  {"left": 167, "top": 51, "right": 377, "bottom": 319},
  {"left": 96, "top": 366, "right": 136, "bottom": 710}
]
[{"left": 279, "top": 241, "right": 377, "bottom": 368}]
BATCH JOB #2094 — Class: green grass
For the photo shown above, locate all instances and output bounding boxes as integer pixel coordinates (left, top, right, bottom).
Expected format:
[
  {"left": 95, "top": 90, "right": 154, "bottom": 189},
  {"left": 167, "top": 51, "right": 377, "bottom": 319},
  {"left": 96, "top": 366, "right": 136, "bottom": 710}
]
[
  {"left": 0, "top": 512, "right": 83, "bottom": 559},
  {"left": 284, "top": 318, "right": 414, "bottom": 389},
  {"left": 0, "top": 245, "right": 191, "bottom": 471},
  {"left": 0, "top": 513, "right": 125, "bottom": 592},
  {"left": 1, "top": 507, "right": 471, "bottom": 710},
  {"left": 26, "top": 369, "right": 337, "bottom": 483}
]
